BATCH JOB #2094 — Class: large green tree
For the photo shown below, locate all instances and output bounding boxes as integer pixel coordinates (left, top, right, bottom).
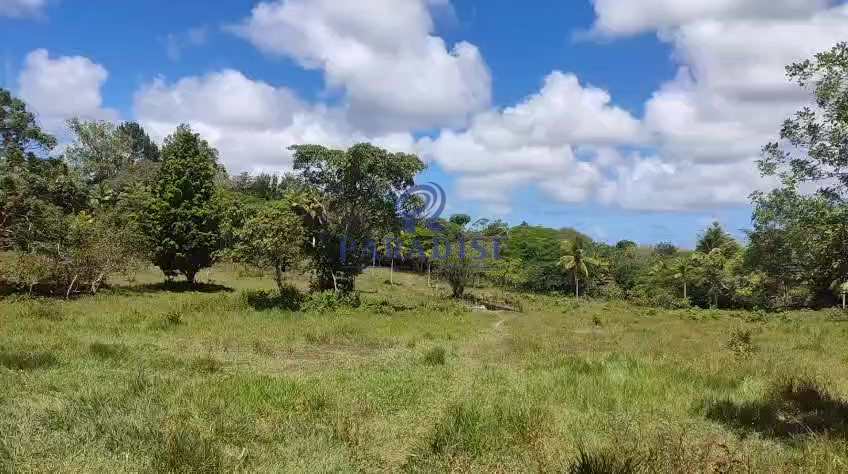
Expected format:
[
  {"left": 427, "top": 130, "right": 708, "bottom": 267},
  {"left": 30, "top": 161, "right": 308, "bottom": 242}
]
[
  {"left": 289, "top": 143, "right": 425, "bottom": 291},
  {"left": 146, "top": 125, "right": 223, "bottom": 283},
  {"left": 751, "top": 42, "right": 848, "bottom": 306}
]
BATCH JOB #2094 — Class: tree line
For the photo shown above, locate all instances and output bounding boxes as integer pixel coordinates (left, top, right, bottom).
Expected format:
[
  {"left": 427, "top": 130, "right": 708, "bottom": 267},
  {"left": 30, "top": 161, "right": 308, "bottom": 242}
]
[{"left": 1, "top": 43, "right": 846, "bottom": 309}]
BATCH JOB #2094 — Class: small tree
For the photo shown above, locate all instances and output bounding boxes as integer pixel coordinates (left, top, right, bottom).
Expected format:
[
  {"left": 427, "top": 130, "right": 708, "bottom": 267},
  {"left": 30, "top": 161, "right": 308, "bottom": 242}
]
[
  {"left": 146, "top": 125, "right": 223, "bottom": 283},
  {"left": 234, "top": 201, "right": 304, "bottom": 294},
  {"left": 840, "top": 282, "right": 848, "bottom": 309},
  {"left": 437, "top": 254, "right": 477, "bottom": 298}
]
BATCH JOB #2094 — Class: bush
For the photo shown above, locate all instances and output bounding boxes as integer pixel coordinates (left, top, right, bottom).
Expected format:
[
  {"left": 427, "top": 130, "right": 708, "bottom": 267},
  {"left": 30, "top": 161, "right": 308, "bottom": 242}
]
[
  {"left": 633, "top": 289, "right": 690, "bottom": 310},
  {"left": 436, "top": 255, "right": 480, "bottom": 298},
  {"left": 242, "top": 285, "right": 304, "bottom": 311},
  {"left": 726, "top": 327, "right": 757, "bottom": 358},
  {"left": 592, "top": 281, "right": 625, "bottom": 300},
  {"left": 302, "top": 290, "right": 361, "bottom": 313},
  {"left": 423, "top": 346, "right": 446, "bottom": 366}
]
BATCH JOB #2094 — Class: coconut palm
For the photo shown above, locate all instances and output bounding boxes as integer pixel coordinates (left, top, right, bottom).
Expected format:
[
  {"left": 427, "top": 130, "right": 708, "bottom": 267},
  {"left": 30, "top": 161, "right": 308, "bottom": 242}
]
[
  {"left": 559, "top": 236, "right": 605, "bottom": 301},
  {"left": 671, "top": 255, "right": 696, "bottom": 300}
]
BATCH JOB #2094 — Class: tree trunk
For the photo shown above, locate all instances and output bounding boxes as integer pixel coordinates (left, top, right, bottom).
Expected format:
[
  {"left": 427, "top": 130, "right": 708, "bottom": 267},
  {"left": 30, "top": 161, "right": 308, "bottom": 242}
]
[
  {"left": 66, "top": 274, "right": 78, "bottom": 299},
  {"left": 274, "top": 264, "right": 284, "bottom": 294},
  {"left": 843, "top": 293, "right": 845, "bottom": 310},
  {"left": 683, "top": 281, "right": 687, "bottom": 300},
  {"left": 390, "top": 259, "right": 394, "bottom": 285},
  {"left": 427, "top": 261, "right": 431, "bottom": 288},
  {"left": 575, "top": 274, "right": 580, "bottom": 301}
]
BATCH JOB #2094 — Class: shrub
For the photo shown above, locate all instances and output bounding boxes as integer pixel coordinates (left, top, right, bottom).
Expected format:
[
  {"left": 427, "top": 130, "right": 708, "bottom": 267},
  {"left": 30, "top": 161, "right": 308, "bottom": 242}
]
[
  {"left": 726, "top": 327, "right": 757, "bottom": 358},
  {"left": 242, "top": 285, "right": 304, "bottom": 311},
  {"left": 423, "top": 346, "right": 446, "bottom": 366},
  {"left": 302, "top": 290, "right": 360, "bottom": 313},
  {"left": 436, "top": 254, "right": 480, "bottom": 298},
  {"left": 593, "top": 282, "right": 625, "bottom": 301}
]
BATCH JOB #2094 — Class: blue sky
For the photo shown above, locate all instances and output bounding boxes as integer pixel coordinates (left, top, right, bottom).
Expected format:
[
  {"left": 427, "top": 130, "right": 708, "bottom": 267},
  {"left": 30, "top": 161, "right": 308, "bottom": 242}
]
[{"left": 3, "top": 0, "right": 845, "bottom": 247}]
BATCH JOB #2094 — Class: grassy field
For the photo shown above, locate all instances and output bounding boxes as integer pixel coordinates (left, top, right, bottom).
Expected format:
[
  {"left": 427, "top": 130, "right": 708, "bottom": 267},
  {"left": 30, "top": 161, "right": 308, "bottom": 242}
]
[{"left": 2, "top": 266, "right": 848, "bottom": 473}]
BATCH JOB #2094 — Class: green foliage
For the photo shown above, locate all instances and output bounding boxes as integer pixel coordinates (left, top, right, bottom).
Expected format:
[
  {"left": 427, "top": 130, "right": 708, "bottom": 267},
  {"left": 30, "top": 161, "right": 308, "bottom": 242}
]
[
  {"left": 436, "top": 254, "right": 479, "bottom": 298},
  {"left": 290, "top": 143, "right": 425, "bottom": 291},
  {"left": 301, "top": 290, "right": 361, "bottom": 313},
  {"left": 695, "top": 222, "right": 738, "bottom": 256},
  {"left": 559, "top": 236, "right": 607, "bottom": 299},
  {"left": 146, "top": 125, "right": 223, "bottom": 283},
  {"left": 233, "top": 199, "right": 304, "bottom": 293},
  {"left": 422, "top": 346, "right": 446, "bottom": 366}
]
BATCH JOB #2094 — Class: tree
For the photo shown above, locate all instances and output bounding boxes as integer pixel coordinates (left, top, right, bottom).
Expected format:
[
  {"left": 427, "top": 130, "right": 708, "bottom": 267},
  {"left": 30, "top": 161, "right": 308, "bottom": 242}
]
[
  {"left": 233, "top": 200, "right": 304, "bottom": 294},
  {"left": 760, "top": 42, "right": 848, "bottom": 199},
  {"left": 436, "top": 253, "right": 478, "bottom": 298},
  {"left": 696, "top": 222, "right": 738, "bottom": 256},
  {"left": 289, "top": 143, "right": 425, "bottom": 291},
  {"left": 1, "top": 88, "right": 61, "bottom": 249},
  {"left": 118, "top": 121, "right": 160, "bottom": 163},
  {"left": 670, "top": 255, "right": 696, "bottom": 300},
  {"left": 449, "top": 214, "right": 471, "bottom": 228},
  {"left": 559, "top": 236, "right": 605, "bottom": 300},
  {"left": 752, "top": 43, "right": 848, "bottom": 307},
  {"left": 616, "top": 240, "right": 637, "bottom": 250},
  {"left": 146, "top": 125, "right": 223, "bottom": 283},
  {"left": 654, "top": 242, "right": 677, "bottom": 257},
  {"left": 65, "top": 119, "right": 161, "bottom": 192}
]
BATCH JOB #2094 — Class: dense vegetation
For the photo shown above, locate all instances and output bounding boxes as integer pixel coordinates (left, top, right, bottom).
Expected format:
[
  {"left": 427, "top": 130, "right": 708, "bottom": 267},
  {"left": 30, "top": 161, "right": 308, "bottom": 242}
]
[{"left": 3, "top": 45, "right": 847, "bottom": 310}]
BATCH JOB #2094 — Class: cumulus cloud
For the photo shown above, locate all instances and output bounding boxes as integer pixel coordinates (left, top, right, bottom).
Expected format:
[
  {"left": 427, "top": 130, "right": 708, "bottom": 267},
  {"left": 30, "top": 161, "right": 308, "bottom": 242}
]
[
  {"left": 589, "top": 0, "right": 832, "bottom": 36},
  {"left": 134, "top": 69, "right": 416, "bottom": 173},
  {"left": 0, "top": 0, "right": 47, "bottom": 18},
  {"left": 577, "top": 1, "right": 848, "bottom": 210},
  {"left": 420, "top": 71, "right": 639, "bottom": 210},
  {"left": 18, "top": 49, "right": 118, "bottom": 135},
  {"left": 229, "top": 0, "right": 491, "bottom": 132}
]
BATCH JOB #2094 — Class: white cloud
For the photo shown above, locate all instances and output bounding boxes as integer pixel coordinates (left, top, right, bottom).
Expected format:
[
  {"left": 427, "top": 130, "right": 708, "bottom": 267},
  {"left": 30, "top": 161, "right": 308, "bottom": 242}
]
[
  {"left": 134, "top": 69, "right": 415, "bottom": 173},
  {"left": 597, "top": 152, "right": 777, "bottom": 211},
  {"left": 578, "top": 1, "right": 848, "bottom": 210},
  {"left": 0, "top": 0, "right": 46, "bottom": 18},
  {"left": 420, "top": 71, "right": 639, "bottom": 208},
  {"left": 230, "top": 0, "right": 491, "bottom": 132},
  {"left": 589, "top": 0, "right": 832, "bottom": 36},
  {"left": 18, "top": 49, "right": 118, "bottom": 135}
]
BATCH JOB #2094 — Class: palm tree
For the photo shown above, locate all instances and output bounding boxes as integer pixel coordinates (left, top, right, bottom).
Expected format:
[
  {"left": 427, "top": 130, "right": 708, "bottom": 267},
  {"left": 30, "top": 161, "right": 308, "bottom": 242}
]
[
  {"left": 559, "top": 236, "right": 605, "bottom": 301},
  {"left": 671, "top": 256, "right": 695, "bottom": 300}
]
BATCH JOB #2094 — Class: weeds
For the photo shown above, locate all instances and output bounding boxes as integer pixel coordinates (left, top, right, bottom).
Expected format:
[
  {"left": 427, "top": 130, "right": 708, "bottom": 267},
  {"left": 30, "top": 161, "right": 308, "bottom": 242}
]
[
  {"left": 726, "top": 327, "right": 757, "bottom": 358},
  {"left": 422, "top": 346, "right": 446, "bottom": 366},
  {"left": 0, "top": 350, "right": 58, "bottom": 371}
]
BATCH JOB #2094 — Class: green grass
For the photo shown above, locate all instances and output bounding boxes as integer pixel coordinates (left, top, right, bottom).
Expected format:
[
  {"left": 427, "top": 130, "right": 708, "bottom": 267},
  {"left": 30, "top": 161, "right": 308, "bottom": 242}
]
[{"left": 2, "top": 264, "right": 848, "bottom": 472}]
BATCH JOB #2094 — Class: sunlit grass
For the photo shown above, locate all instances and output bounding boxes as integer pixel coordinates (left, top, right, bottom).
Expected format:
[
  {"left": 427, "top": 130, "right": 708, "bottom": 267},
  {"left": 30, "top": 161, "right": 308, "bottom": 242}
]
[{"left": 2, "top": 265, "right": 848, "bottom": 472}]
